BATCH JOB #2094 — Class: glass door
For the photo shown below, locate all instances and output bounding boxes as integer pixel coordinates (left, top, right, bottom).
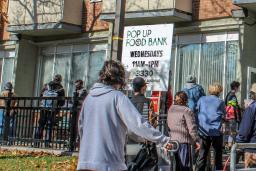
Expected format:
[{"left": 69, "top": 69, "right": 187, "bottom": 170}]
[{"left": 247, "top": 67, "right": 256, "bottom": 98}]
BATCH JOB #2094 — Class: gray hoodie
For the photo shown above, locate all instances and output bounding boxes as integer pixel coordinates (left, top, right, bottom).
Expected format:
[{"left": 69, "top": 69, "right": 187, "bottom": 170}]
[{"left": 77, "top": 83, "right": 169, "bottom": 171}]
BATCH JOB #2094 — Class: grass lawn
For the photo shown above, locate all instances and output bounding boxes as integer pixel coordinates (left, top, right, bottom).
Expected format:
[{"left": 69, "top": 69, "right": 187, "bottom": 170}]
[{"left": 0, "top": 149, "right": 78, "bottom": 171}]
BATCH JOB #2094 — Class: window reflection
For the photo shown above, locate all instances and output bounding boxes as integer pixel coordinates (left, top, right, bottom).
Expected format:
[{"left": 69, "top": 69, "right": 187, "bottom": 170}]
[
  {"left": 40, "top": 44, "right": 107, "bottom": 96},
  {"left": 172, "top": 35, "right": 239, "bottom": 97}
]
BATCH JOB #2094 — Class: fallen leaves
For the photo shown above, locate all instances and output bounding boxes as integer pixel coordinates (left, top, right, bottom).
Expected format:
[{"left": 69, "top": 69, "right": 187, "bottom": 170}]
[
  {"left": 0, "top": 149, "right": 78, "bottom": 171},
  {"left": 0, "top": 149, "right": 55, "bottom": 157},
  {"left": 50, "top": 158, "right": 78, "bottom": 171}
]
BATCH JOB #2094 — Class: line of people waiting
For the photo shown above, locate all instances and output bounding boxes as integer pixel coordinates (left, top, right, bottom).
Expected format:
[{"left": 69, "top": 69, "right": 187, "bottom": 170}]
[
  {"left": 76, "top": 60, "right": 256, "bottom": 171},
  {"left": 168, "top": 75, "right": 256, "bottom": 170},
  {"left": 35, "top": 75, "right": 88, "bottom": 147},
  {"left": 0, "top": 74, "right": 88, "bottom": 146},
  {"left": 125, "top": 74, "right": 245, "bottom": 170},
  {"left": 1, "top": 59, "right": 255, "bottom": 170}
]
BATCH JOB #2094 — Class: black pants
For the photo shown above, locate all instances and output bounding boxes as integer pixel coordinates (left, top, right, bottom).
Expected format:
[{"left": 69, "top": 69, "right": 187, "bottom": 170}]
[
  {"left": 196, "top": 135, "right": 223, "bottom": 171},
  {"left": 175, "top": 143, "right": 192, "bottom": 171},
  {"left": 35, "top": 110, "right": 55, "bottom": 146}
]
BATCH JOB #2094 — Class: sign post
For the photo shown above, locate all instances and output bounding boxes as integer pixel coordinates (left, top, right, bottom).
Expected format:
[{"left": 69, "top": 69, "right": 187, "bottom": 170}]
[
  {"left": 111, "top": 0, "right": 126, "bottom": 61},
  {"left": 122, "top": 24, "right": 174, "bottom": 91}
]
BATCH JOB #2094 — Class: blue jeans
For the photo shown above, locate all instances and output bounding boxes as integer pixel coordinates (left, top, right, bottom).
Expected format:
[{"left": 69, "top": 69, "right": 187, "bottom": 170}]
[
  {"left": 9, "top": 113, "right": 16, "bottom": 137},
  {"left": 0, "top": 109, "right": 4, "bottom": 136}
]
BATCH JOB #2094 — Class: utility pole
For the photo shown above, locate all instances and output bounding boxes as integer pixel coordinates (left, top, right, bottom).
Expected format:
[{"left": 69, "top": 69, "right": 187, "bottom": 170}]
[{"left": 111, "top": 0, "right": 126, "bottom": 61}]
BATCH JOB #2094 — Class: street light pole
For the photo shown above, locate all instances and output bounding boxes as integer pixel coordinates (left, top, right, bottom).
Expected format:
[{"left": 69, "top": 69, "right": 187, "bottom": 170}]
[{"left": 111, "top": 0, "right": 126, "bottom": 61}]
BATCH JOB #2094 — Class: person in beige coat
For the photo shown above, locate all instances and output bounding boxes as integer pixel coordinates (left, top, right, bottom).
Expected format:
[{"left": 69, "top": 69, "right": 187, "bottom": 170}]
[{"left": 168, "top": 91, "right": 200, "bottom": 171}]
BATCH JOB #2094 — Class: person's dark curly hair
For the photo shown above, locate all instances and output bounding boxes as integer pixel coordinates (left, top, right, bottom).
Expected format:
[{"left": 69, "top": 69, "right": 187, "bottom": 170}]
[
  {"left": 99, "top": 60, "right": 126, "bottom": 86},
  {"left": 174, "top": 91, "right": 188, "bottom": 106},
  {"left": 230, "top": 81, "right": 240, "bottom": 90},
  {"left": 53, "top": 74, "right": 62, "bottom": 83}
]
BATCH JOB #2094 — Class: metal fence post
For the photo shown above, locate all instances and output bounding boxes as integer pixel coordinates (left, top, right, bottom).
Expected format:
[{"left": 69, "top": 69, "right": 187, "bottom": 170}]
[
  {"left": 230, "top": 143, "right": 238, "bottom": 171},
  {"left": 70, "top": 91, "right": 78, "bottom": 151},
  {"left": 3, "top": 90, "right": 12, "bottom": 142}
]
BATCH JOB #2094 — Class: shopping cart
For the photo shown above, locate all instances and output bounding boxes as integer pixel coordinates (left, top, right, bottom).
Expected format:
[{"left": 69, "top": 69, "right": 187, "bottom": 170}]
[{"left": 157, "top": 140, "right": 180, "bottom": 171}]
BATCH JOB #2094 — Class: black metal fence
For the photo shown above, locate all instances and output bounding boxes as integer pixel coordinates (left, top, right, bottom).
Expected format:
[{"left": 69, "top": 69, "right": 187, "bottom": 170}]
[
  {"left": 0, "top": 92, "right": 83, "bottom": 151},
  {"left": 0, "top": 92, "right": 169, "bottom": 152}
]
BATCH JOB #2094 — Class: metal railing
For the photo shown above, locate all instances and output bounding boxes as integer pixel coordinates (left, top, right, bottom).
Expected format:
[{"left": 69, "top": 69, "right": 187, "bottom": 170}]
[
  {"left": 0, "top": 92, "right": 83, "bottom": 151},
  {"left": 0, "top": 92, "right": 169, "bottom": 152},
  {"left": 230, "top": 143, "right": 256, "bottom": 171}
]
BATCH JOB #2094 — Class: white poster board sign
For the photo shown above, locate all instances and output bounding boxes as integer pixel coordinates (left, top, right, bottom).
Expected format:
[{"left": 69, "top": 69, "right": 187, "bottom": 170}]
[{"left": 122, "top": 24, "right": 174, "bottom": 91}]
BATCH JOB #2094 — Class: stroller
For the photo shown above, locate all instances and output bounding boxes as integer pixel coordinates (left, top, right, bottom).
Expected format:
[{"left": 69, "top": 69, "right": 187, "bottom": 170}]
[{"left": 127, "top": 141, "right": 179, "bottom": 171}]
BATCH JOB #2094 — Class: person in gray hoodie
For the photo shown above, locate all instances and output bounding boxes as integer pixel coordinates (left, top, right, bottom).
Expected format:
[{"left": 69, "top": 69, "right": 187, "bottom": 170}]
[{"left": 77, "top": 60, "right": 171, "bottom": 171}]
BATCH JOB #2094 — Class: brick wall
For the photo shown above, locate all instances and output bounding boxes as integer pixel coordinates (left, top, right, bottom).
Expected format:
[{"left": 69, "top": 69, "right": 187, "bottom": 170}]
[
  {"left": 83, "top": 0, "right": 109, "bottom": 33},
  {"left": 1, "top": 0, "right": 242, "bottom": 38},
  {"left": 83, "top": 0, "right": 240, "bottom": 31},
  {"left": 193, "top": 0, "right": 240, "bottom": 21},
  {"left": 0, "top": 0, "right": 9, "bottom": 40},
  {"left": 2, "top": 0, "right": 109, "bottom": 38}
]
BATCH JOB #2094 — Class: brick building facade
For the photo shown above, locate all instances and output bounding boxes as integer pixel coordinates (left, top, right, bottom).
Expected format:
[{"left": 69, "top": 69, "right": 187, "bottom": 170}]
[
  {"left": 0, "top": 0, "right": 255, "bottom": 102},
  {"left": 83, "top": 0, "right": 240, "bottom": 29},
  {"left": 0, "top": 0, "right": 9, "bottom": 40},
  {"left": 83, "top": 1, "right": 108, "bottom": 32},
  {"left": 192, "top": 0, "right": 239, "bottom": 20},
  {"left": 98, "top": 0, "right": 256, "bottom": 102}
]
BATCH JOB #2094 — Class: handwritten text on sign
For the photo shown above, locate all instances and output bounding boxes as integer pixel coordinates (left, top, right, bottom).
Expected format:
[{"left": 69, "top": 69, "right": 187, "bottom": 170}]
[{"left": 122, "top": 24, "right": 174, "bottom": 91}]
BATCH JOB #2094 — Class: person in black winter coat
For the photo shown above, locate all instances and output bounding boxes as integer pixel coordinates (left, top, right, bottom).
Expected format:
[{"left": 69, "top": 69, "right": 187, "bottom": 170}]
[
  {"left": 74, "top": 79, "right": 87, "bottom": 99},
  {"left": 236, "top": 83, "right": 256, "bottom": 168}
]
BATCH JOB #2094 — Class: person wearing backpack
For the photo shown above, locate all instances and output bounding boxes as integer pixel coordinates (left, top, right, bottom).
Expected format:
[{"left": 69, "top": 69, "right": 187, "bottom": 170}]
[
  {"left": 182, "top": 75, "right": 205, "bottom": 113},
  {"left": 236, "top": 83, "right": 256, "bottom": 168},
  {"left": 225, "top": 81, "right": 241, "bottom": 149},
  {"left": 40, "top": 74, "right": 65, "bottom": 98},
  {"left": 35, "top": 81, "right": 65, "bottom": 147}
]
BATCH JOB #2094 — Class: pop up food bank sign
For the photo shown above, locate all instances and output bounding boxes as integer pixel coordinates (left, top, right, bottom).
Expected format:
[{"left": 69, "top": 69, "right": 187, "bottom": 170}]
[{"left": 122, "top": 24, "right": 174, "bottom": 91}]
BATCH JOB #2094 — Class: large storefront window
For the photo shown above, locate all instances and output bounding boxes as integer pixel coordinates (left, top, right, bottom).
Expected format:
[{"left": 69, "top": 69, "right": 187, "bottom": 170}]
[
  {"left": 172, "top": 32, "right": 239, "bottom": 98},
  {"left": 39, "top": 44, "right": 107, "bottom": 96},
  {"left": 0, "top": 50, "right": 16, "bottom": 90},
  {"left": 175, "top": 44, "right": 200, "bottom": 92}
]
